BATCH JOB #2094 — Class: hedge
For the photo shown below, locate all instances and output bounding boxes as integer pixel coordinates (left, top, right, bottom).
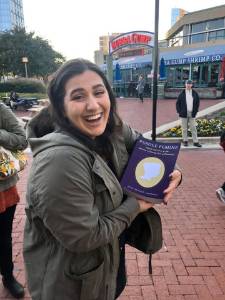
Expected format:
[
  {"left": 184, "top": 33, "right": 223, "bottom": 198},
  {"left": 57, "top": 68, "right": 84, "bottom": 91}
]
[{"left": 0, "top": 78, "right": 46, "bottom": 93}]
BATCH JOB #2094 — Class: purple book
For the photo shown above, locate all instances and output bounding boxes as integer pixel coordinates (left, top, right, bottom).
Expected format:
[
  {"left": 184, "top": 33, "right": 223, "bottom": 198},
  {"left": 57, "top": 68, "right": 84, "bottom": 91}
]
[{"left": 120, "top": 137, "right": 181, "bottom": 204}]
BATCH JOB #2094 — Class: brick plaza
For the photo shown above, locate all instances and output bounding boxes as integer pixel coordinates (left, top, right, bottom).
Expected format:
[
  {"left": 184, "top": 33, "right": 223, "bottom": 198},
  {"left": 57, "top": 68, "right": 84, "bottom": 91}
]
[{"left": 1, "top": 98, "right": 225, "bottom": 300}]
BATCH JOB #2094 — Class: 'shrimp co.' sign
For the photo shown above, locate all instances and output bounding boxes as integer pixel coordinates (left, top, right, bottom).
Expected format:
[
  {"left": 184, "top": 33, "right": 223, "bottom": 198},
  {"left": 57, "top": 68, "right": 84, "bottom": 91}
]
[{"left": 109, "top": 31, "right": 154, "bottom": 54}]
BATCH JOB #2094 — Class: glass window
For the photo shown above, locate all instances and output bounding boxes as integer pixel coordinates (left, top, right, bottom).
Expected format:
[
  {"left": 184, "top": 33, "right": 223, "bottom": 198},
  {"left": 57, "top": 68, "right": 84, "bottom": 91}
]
[
  {"left": 208, "top": 18, "right": 224, "bottom": 30},
  {"left": 191, "top": 33, "right": 206, "bottom": 43},
  {"left": 192, "top": 65, "right": 200, "bottom": 85},
  {"left": 201, "top": 65, "right": 209, "bottom": 85},
  {"left": 208, "top": 30, "right": 225, "bottom": 41},
  {"left": 166, "top": 67, "right": 175, "bottom": 87},
  {"left": 175, "top": 67, "right": 182, "bottom": 86},
  {"left": 191, "top": 22, "right": 207, "bottom": 33},
  {"left": 209, "top": 64, "right": 219, "bottom": 86},
  {"left": 182, "top": 66, "right": 189, "bottom": 83}
]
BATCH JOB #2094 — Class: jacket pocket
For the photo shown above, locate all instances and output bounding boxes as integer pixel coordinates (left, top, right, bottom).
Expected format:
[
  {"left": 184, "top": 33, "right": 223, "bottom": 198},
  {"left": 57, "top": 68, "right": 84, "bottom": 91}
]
[{"left": 64, "top": 257, "right": 105, "bottom": 300}]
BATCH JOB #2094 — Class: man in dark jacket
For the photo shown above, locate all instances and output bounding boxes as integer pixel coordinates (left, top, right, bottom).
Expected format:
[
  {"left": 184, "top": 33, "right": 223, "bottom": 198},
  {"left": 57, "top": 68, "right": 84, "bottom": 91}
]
[{"left": 176, "top": 80, "right": 202, "bottom": 147}]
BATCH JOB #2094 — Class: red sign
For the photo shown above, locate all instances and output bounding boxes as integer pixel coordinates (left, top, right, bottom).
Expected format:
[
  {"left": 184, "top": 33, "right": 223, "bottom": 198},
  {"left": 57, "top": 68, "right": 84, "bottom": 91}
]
[
  {"left": 109, "top": 31, "right": 154, "bottom": 54},
  {"left": 118, "top": 48, "right": 145, "bottom": 58}
]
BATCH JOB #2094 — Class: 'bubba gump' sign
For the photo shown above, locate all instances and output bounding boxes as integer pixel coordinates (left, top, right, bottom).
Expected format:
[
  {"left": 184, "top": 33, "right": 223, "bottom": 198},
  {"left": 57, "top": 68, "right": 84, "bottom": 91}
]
[{"left": 109, "top": 31, "right": 154, "bottom": 54}]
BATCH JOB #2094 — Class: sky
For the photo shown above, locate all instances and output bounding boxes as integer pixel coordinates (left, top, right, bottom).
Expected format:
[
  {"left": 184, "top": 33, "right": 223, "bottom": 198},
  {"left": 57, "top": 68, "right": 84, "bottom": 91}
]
[{"left": 23, "top": 0, "right": 225, "bottom": 62}]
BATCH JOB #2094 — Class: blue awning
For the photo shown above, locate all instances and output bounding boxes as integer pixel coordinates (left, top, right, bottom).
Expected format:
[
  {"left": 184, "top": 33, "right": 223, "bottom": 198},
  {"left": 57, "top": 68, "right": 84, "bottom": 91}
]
[
  {"left": 100, "top": 43, "right": 225, "bottom": 70},
  {"left": 162, "top": 44, "right": 225, "bottom": 66}
]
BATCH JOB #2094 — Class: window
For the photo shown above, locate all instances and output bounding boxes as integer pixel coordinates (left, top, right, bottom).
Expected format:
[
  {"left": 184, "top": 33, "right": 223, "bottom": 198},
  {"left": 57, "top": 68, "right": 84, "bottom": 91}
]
[
  {"left": 208, "top": 18, "right": 224, "bottom": 30},
  {"left": 191, "top": 22, "right": 207, "bottom": 33},
  {"left": 201, "top": 65, "right": 209, "bottom": 85},
  {"left": 191, "top": 33, "right": 206, "bottom": 43},
  {"left": 192, "top": 65, "right": 200, "bottom": 85},
  {"left": 208, "top": 30, "right": 225, "bottom": 41},
  {"left": 209, "top": 64, "right": 219, "bottom": 86},
  {"left": 166, "top": 67, "right": 175, "bottom": 87},
  {"left": 182, "top": 66, "right": 189, "bottom": 82},
  {"left": 175, "top": 67, "right": 182, "bottom": 85}
]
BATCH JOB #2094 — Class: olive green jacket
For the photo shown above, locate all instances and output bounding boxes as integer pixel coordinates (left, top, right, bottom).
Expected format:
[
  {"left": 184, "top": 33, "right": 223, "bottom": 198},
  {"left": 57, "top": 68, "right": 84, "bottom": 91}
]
[
  {"left": 0, "top": 103, "right": 27, "bottom": 191},
  {"left": 23, "top": 124, "right": 140, "bottom": 300}
]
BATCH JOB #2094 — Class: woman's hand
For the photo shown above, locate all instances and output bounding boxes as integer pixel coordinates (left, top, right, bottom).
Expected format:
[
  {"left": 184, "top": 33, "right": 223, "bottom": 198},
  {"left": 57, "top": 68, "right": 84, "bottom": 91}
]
[
  {"left": 163, "top": 169, "right": 182, "bottom": 204},
  {"left": 137, "top": 199, "right": 154, "bottom": 213}
]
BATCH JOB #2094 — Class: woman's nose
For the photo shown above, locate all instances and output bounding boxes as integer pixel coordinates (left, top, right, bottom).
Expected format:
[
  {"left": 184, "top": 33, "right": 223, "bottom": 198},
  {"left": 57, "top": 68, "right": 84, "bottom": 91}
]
[{"left": 86, "top": 95, "right": 99, "bottom": 110}]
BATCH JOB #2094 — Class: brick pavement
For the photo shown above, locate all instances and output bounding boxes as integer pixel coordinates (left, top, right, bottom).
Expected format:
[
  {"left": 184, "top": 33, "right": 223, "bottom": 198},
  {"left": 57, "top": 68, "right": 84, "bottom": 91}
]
[
  {"left": 1, "top": 98, "right": 225, "bottom": 299},
  {"left": 116, "top": 98, "right": 223, "bottom": 133}
]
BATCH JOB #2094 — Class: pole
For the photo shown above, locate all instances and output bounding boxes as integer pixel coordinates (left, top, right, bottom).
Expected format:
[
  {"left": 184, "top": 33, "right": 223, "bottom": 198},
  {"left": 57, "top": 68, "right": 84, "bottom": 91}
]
[
  {"left": 106, "top": 54, "right": 113, "bottom": 87},
  {"left": 189, "top": 63, "right": 192, "bottom": 80},
  {"left": 24, "top": 62, "right": 28, "bottom": 78},
  {"left": 152, "top": 0, "right": 159, "bottom": 141}
]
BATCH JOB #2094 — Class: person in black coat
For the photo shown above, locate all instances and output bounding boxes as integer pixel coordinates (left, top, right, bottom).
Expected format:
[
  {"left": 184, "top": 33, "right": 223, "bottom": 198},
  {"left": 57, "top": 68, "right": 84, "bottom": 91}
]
[
  {"left": 216, "top": 131, "right": 225, "bottom": 203},
  {"left": 176, "top": 80, "right": 202, "bottom": 147}
]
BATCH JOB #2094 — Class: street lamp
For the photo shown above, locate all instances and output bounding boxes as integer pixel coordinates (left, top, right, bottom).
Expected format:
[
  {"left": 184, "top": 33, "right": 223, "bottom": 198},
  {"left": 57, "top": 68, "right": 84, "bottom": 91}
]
[
  {"left": 22, "top": 57, "right": 28, "bottom": 78},
  {"left": 152, "top": 0, "right": 160, "bottom": 141}
]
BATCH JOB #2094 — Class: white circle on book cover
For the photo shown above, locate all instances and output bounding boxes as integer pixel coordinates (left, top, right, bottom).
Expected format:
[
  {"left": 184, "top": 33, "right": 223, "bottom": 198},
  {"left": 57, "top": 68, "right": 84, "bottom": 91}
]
[{"left": 135, "top": 157, "right": 165, "bottom": 188}]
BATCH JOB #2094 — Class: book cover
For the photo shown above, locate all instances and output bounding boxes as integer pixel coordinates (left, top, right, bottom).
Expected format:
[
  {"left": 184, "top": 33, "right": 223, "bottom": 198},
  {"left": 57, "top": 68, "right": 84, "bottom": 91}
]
[{"left": 120, "top": 137, "right": 181, "bottom": 204}]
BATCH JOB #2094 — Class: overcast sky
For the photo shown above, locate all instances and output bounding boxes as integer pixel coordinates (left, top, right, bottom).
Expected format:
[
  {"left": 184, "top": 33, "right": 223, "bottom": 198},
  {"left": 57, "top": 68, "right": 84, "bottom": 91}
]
[{"left": 23, "top": 0, "right": 225, "bottom": 62}]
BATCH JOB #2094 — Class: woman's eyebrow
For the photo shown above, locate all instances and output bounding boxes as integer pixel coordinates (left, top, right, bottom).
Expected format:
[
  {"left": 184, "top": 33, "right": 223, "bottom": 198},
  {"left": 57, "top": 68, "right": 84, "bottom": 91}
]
[
  {"left": 70, "top": 84, "right": 105, "bottom": 96},
  {"left": 93, "top": 84, "right": 105, "bottom": 89},
  {"left": 70, "top": 88, "right": 84, "bottom": 95}
]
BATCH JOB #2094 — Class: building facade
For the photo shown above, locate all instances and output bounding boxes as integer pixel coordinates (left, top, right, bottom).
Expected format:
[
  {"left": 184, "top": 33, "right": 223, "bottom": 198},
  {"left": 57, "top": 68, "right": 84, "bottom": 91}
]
[
  {"left": 165, "top": 4, "right": 225, "bottom": 93},
  {"left": 99, "top": 5, "right": 225, "bottom": 98},
  {"left": 0, "top": 0, "right": 24, "bottom": 32}
]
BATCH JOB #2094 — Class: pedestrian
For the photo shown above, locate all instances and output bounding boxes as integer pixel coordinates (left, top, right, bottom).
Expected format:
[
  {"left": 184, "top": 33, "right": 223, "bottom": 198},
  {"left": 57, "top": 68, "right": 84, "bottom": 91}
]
[
  {"left": 176, "top": 79, "right": 202, "bottom": 147},
  {"left": 9, "top": 91, "right": 19, "bottom": 110},
  {"left": 137, "top": 74, "right": 145, "bottom": 102},
  {"left": 0, "top": 103, "right": 27, "bottom": 298},
  {"left": 23, "top": 58, "right": 182, "bottom": 300},
  {"left": 220, "top": 80, "right": 225, "bottom": 99},
  {"left": 26, "top": 105, "right": 54, "bottom": 139},
  {"left": 216, "top": 130, "right": 225, "bottom": 203}
]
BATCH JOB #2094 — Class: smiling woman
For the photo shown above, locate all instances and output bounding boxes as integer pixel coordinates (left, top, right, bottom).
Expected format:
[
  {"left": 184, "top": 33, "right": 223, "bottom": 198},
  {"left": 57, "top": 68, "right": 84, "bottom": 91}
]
[
  {"left": 23, "top": 58, "right": 182, "bottom": 300},
  {"left": 63, "top": 70, "right": 111, "bottom": 139}
]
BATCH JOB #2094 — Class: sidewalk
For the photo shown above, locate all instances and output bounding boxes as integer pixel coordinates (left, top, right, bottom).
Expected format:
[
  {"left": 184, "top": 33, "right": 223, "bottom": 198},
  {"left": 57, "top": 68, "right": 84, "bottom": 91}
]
[{"left": 1, "top": 98, "right": 225, "bottom": 300}]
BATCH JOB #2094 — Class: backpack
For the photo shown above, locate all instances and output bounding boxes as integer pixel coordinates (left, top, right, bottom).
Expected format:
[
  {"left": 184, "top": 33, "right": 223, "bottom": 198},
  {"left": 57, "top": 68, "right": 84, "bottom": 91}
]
[{"left": 126, "top": 207, "right": 163, "bottom": 274}]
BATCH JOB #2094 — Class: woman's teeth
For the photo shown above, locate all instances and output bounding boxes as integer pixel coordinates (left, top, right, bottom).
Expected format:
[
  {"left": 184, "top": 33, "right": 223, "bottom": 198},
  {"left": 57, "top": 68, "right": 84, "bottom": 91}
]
[{"left": 86, "top": 113, "right": 102, "bottom": 121}]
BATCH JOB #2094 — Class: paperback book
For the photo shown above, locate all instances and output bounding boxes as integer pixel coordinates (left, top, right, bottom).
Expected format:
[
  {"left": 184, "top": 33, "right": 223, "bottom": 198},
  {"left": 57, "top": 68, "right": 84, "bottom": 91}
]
[{"left": 120, "top": 137, "right": 180, "bottom": 204}]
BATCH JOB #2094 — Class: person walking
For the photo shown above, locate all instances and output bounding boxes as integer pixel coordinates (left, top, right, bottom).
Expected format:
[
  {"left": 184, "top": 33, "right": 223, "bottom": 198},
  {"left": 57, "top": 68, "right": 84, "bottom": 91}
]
[
  {"left": 9, "top": 91, "right": 19, "bottom": 110},
  {"left": 176, "top": 79, "right": 202, "bottom": 147},
  {"left": 137, "top": 74, "right": 145, "bottom": 102},
  {"left": 0, "top": 103, "right": 27, "bottom": 298},
  {"left": 23, "top": 58, "right": 182, "bottom": 300},
  {"left": 216, "top": 130, "right": 225, "bottom": 203}
]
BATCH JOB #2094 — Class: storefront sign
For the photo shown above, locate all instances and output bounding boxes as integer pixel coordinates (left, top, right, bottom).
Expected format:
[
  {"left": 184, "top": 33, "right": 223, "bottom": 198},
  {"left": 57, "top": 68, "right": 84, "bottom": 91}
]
[
  {"left": 165, "top": 54, "right": 223, "bottom": 66},
  {"left": 109, "top": 31, "right": 154, "bottom": 54}
]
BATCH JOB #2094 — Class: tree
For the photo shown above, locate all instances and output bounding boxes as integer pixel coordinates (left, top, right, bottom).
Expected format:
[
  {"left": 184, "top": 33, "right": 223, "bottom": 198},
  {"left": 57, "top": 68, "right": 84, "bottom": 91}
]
[{"left": 0, "top": 28, "right": 65, "bottom": 78}]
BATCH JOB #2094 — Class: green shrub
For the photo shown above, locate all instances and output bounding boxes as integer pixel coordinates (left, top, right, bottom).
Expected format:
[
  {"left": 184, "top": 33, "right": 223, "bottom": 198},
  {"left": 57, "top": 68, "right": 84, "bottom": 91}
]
[
  {"left": 159, "top": 118, "right": 225, "bottom": 138},
  {"left": 0, "top": 78, "right": 46, "bottom": 93}
]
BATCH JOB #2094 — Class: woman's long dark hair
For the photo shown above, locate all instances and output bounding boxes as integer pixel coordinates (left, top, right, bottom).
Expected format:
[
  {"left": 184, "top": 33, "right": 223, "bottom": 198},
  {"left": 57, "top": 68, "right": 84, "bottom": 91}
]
[{"left": 48, "top": 58, "right": 122, "bottom": 159}]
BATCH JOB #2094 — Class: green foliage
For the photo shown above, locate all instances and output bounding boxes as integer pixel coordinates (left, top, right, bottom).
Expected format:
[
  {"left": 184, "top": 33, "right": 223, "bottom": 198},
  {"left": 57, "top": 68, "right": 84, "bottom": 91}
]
[
  {"left": 0, "top": 78, "right": 46, "bottom": 93},
  {"left": 219, "top": 111, "right": 225, "bottom": 116},
  {"left": 0, "top": 27, "right": 65, "bottom": 78},
  {"left": 159, "top": 118, "right": 225, "bottom": 138}
]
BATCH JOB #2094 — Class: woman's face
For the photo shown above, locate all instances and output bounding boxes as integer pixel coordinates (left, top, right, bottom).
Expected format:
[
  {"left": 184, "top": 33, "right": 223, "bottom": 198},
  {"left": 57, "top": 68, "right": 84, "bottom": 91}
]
[{"left": 63, "top": 70, "right": 111, "bottom": 139}]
